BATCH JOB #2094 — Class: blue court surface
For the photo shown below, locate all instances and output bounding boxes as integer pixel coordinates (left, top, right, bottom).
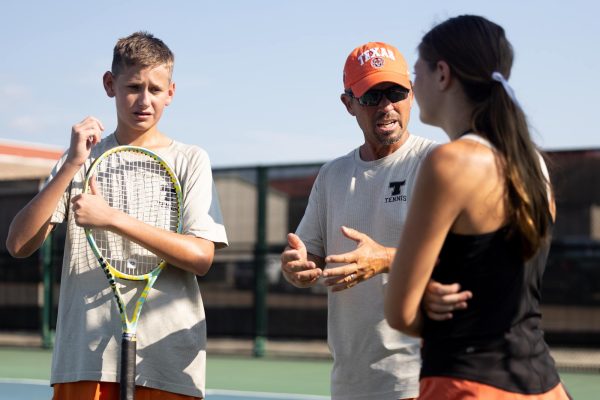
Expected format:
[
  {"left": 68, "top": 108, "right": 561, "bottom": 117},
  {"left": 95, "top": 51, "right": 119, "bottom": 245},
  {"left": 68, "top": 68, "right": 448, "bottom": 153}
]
[{"left": 0, "top": 379, "right": 329, "bottom": 400}]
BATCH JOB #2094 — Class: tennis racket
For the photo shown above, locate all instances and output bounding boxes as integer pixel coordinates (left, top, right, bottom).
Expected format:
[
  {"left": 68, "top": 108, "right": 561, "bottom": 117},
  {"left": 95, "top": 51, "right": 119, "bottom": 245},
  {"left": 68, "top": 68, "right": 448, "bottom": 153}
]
[{"left": 84, "top": 145, "right": 183, "bottom": 400}]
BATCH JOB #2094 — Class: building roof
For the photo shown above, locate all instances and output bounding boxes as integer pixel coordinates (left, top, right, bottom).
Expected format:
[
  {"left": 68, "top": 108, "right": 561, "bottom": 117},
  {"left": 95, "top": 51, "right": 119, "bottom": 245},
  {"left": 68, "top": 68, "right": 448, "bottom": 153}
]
[{"left": 0, "top": 140, "right": 63, "bottom": 181}]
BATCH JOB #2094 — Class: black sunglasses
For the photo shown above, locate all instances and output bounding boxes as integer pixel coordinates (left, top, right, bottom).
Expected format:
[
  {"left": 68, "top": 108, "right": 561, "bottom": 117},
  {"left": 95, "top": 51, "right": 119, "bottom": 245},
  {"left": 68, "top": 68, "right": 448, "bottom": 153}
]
[{"left": 346, "top": 85, "right": 410, "bottom": 106}]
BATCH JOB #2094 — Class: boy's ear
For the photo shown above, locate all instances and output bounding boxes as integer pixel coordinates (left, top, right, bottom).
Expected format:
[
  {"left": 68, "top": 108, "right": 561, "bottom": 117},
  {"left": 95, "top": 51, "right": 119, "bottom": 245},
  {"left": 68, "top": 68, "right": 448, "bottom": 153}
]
[
  {"left": 165, "top": 82, "right": 175, "bottom": 106},
  {"left": 103, "top": 71, "right": 115, "bottom": 97}
]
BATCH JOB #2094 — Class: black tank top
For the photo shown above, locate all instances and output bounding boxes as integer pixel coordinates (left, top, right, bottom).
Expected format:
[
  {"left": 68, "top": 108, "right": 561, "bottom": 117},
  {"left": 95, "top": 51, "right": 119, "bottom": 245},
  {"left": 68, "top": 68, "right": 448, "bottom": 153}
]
[{"left": 420, "top": 226, "right": 561, "bottom": 394}]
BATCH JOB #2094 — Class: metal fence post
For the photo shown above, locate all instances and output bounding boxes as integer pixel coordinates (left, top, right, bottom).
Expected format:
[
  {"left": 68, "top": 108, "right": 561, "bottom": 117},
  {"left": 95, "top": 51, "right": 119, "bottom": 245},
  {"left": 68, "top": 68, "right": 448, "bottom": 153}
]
[
  {"left": 253, "top": 166, "right": 268, "bottom": 357},
  {"left": 41, "top": 233, "right": 54, "bottom": 348}
]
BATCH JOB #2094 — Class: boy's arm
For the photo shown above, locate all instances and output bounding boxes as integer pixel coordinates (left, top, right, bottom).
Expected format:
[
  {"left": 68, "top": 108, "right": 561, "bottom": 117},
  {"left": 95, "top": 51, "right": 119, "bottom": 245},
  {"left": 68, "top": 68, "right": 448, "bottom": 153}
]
[
  {"left": 6, "top": 117, "right": 104, "bottom": 258},
  {"left": 111, "top": 219, "right": 215, "bottom": 276},
  {"left": 72, "top": 189, "right": 215, "bottom": 275},
  {"left": 70, "top": 146, "right": 220, "bottom": 276}
]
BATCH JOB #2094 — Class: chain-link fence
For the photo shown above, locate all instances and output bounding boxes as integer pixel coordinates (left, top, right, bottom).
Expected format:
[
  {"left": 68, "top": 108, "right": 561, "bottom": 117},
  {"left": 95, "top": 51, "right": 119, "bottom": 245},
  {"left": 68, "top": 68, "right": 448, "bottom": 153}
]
[{"left": 1, "top": 163, "right": 600, "bottom": 351}]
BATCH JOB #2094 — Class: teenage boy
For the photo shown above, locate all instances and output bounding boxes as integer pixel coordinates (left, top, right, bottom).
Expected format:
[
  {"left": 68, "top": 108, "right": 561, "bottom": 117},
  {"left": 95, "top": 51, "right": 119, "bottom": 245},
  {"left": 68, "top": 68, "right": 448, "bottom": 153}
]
[{"left": 7, "top": 31, "right": 227, "bottom": 400}]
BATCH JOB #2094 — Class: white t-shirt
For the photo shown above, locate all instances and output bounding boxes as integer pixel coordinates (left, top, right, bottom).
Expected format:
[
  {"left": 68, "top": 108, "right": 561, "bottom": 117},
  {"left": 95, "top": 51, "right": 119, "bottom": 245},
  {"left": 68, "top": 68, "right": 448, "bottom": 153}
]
[
  {"left": 47, "top": 134, "right": 228, "bottom": 398},
  {"left": 297, "top": 134, "right": 437, "bottom": 400}
]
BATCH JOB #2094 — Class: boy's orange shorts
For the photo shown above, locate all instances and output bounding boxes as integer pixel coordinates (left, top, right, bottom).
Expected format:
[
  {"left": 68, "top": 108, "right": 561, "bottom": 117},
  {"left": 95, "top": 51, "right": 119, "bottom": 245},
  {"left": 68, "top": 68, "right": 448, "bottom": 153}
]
[
  {"left": 419, "top": 377, "right": 571, "bottom": 400},
  {"left": 53, "top": 381, "right": 202, "bottom": 400}
]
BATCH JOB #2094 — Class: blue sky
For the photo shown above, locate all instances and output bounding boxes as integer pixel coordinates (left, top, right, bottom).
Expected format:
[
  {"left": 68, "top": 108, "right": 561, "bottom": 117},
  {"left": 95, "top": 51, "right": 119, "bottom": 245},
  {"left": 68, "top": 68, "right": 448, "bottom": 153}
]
[{"left": 1, "top": 0, "right": 598, "bottom": 167}]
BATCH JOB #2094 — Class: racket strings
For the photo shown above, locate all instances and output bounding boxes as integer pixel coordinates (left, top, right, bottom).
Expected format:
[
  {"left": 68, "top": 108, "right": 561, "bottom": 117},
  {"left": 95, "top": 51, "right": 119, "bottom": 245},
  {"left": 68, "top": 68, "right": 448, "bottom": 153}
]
[{"left": 91, "top": 151, "right": 179, "bottom": 275}]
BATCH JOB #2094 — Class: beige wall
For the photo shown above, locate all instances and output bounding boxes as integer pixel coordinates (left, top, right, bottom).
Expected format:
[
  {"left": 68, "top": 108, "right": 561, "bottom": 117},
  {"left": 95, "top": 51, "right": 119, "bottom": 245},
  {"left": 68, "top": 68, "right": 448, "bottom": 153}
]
[
  {"left": 214, "top": 176, "right": 288, "bottom": 247},
  {"left": 0, "top": 156, "right": 55, "bottom": 181}
]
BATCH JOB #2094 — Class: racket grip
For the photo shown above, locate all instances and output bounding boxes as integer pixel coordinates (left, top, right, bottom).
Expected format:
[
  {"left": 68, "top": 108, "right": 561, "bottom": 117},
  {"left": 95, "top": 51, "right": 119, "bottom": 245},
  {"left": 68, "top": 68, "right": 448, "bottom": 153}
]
[{"left": 120, "top": 333, "right": 137, "bottom": 400}]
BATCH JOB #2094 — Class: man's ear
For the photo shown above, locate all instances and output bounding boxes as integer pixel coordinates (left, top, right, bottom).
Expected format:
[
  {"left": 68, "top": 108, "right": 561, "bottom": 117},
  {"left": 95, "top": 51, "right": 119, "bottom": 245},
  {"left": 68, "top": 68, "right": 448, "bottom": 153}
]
[
  {"left": 340, "top": 93, "right": 355, "bottom": 116},
  {"left": 103, "top": 71, "right": 115, "bottom": 97}
]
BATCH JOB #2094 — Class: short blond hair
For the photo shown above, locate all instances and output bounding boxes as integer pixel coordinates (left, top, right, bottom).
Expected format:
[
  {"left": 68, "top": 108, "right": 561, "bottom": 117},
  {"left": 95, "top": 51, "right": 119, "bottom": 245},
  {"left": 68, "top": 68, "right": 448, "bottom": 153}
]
[{"left": 111, "top": 31, "right": 174, "bottom": 78}]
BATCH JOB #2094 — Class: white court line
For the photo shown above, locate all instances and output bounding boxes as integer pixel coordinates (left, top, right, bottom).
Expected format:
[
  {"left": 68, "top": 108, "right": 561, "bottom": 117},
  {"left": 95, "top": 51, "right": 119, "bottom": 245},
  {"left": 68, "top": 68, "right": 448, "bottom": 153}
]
[
  {"left": 0, "top": 378, "right": 49, "bottom": 386},
  {"left": 207, "top": 389, "right": 329, "bottom": 399}
]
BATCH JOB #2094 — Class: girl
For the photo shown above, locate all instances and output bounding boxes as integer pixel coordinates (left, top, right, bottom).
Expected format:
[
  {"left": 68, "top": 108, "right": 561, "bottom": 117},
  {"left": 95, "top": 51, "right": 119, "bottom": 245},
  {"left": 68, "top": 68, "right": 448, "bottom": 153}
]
[{"left": 384, "top": 15, "right": 570, "bottom": 399}]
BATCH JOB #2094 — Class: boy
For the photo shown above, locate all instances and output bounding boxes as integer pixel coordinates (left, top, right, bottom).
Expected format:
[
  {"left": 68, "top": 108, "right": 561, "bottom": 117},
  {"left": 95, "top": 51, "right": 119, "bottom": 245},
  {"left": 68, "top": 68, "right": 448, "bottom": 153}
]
[{"left": 6, "top": 31, "right": 227, "bottom": 400}]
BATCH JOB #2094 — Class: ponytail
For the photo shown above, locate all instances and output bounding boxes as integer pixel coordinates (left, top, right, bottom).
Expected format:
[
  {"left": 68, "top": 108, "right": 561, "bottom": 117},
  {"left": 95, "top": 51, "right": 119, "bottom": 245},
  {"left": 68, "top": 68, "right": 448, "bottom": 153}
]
[{"left": 419, "top": 15, "right": 552, "bottom": 260}]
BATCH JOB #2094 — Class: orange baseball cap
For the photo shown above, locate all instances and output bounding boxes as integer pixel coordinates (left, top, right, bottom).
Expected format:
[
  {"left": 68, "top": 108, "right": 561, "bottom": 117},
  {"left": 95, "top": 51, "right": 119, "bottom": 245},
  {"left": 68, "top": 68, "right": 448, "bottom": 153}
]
[{"left": 343, "top": 42, "right": 411, "bottom": 97}]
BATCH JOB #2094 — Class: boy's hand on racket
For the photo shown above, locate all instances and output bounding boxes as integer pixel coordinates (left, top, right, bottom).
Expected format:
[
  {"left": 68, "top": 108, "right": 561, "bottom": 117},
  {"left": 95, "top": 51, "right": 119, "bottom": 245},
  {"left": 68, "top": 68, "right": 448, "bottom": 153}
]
[
  {"left": 281, "top": 233, "right": 323, "bottom": 288},
  {"left": 66, "top": 116, "right": 104, "bottom": 167},
  {"left": 71, "top": 175, "right": 115, "bottom": 229},
  {"left": 422, "top": 280, "right": 472, "bottom": 320},
  {"left": 322, "top": 226, "right": 392, "bottom": 292}
]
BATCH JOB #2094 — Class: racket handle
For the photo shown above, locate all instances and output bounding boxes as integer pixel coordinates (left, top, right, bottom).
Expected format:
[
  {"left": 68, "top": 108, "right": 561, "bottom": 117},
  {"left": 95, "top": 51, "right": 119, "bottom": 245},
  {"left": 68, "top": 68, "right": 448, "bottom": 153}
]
[{"left": 120, "top": 333, "right": 137, "bottom": 400}]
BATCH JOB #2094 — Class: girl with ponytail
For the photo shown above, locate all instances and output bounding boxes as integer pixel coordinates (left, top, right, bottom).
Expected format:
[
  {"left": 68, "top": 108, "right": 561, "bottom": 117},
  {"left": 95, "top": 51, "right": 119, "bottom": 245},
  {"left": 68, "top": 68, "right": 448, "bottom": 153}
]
[{"left": 384, "top": 15, "right": 570, "bottom": 399}]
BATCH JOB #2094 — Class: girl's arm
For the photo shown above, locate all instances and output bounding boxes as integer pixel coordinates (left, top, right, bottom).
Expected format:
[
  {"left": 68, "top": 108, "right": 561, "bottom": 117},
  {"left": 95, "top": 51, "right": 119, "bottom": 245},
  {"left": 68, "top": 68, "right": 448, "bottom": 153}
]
[{"left": 384, "top": 144, "right": 472, "bottom": 336}]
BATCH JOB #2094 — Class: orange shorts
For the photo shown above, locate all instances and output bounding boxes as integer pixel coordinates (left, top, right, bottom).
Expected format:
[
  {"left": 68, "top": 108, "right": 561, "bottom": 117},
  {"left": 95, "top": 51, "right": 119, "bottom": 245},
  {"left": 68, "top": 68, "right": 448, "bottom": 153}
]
[
  {"left": 53, "top": 381, "right": 203, "bottom": 400},
  {"left": 419, "top": 377, "right": 571, "bottom": 400}
]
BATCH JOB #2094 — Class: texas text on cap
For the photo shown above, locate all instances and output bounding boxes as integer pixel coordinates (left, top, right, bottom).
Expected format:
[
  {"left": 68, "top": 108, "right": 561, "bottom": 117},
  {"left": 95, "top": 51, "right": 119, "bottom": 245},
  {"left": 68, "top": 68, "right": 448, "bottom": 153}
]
[{"left": 343, "top": 42, "right": 411, "bottom": 97}]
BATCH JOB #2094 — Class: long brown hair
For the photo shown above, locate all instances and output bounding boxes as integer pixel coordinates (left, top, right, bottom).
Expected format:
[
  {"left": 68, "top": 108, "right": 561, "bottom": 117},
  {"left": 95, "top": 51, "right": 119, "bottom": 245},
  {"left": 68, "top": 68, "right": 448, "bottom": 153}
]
[{"left": 418, "top": 15, "right": 552, "bottom": 259}]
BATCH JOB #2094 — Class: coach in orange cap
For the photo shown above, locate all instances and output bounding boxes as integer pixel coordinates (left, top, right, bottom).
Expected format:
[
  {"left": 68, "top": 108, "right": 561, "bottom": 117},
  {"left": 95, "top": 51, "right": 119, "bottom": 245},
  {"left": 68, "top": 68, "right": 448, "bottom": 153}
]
[{"left": 281, "top": 42, "right": 470, "bottom": 400}]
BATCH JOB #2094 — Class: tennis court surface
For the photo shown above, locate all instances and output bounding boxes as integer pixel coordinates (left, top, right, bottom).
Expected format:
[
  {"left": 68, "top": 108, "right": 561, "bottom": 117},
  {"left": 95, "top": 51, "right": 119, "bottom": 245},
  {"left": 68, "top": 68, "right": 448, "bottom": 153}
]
[
  {"left": 0, "top": 346, "right": 332, "bottom": 399},
  {"left": 0, "top": 345, "right": 599, "bottom": 399},
  {"left": 0, "top": 381, "right": 328, "bottom": 400}
]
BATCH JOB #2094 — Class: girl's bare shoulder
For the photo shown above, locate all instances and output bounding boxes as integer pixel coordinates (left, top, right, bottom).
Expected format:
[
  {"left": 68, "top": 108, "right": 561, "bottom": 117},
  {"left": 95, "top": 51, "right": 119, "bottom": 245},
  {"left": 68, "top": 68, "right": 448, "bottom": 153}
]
[{"left": 421, "top": 139, "right": 499, "bottom": 192}]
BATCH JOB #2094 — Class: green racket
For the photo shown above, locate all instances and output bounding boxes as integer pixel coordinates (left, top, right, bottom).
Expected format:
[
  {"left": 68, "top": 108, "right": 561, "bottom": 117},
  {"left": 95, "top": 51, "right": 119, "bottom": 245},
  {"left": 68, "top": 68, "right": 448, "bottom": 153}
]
[{"left": 84, "top": 145, "right": 183, "bottom": 400}]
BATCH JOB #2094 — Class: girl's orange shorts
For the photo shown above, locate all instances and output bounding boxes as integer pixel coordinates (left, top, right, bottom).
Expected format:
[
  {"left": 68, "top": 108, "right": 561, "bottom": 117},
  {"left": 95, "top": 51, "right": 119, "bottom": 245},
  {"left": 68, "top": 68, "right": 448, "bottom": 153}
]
[{"left": 419, "top": 377, "right": 571, "bottom": 400}]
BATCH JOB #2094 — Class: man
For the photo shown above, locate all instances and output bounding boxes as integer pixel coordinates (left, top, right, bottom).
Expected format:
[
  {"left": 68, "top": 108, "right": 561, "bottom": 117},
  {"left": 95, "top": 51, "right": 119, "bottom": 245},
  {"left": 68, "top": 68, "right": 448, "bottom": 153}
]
[{"left": 280, "top": 42, "right": 470, "bottom": 399}]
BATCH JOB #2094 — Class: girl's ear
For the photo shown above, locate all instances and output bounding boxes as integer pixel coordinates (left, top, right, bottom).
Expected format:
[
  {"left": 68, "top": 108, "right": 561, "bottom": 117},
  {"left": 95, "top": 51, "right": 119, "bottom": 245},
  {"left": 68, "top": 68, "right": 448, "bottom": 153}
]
[{"left": 437, "top": 60, "right": 452, "bottom": 91}]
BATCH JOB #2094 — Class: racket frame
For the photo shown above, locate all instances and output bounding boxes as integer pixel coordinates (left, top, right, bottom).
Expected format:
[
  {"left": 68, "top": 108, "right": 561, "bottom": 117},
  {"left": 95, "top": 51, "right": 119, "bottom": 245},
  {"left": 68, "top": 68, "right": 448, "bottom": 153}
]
[{"left": 83, "top": 145, "right": 183, "bottom": 400}]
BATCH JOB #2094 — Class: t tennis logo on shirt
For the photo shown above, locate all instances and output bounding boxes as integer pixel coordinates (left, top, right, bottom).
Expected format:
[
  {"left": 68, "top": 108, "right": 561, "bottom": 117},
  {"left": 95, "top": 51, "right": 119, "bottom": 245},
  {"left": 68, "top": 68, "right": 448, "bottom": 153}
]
[{"left": 385, "top": 180, "right": 407, "bottom": 203}]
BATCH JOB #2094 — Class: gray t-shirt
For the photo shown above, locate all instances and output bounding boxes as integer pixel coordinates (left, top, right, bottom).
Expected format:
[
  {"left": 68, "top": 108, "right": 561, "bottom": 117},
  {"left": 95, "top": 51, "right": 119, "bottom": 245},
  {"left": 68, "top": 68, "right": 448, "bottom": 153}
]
[
  {"left": 47, "top": 134, "right": 228, "bottom": 398},
  {"left": 296, "top": 134, "right": 436, "bottom": 400}
]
